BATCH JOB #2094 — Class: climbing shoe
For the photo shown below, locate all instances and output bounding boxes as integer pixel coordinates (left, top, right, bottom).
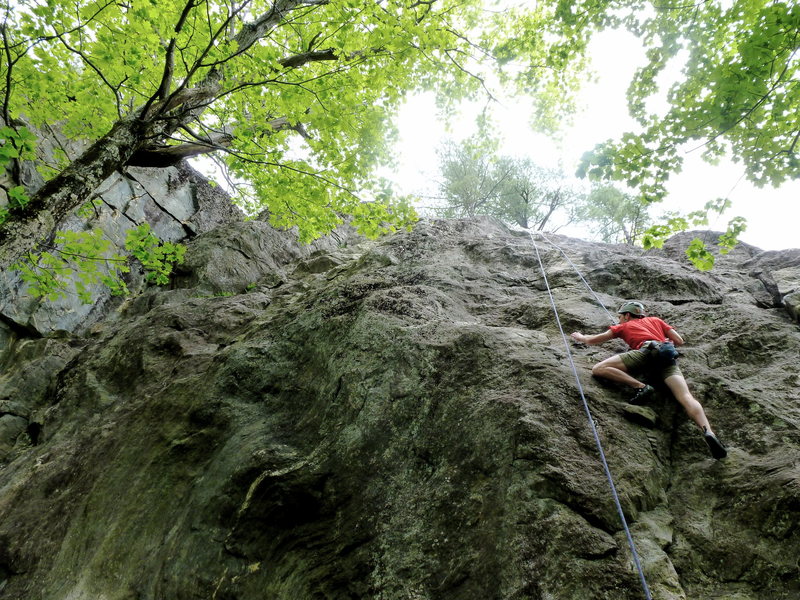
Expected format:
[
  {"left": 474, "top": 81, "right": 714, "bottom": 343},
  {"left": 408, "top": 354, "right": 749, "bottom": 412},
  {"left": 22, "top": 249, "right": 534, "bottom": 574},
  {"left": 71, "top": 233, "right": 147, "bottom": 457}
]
[
  {"left": 703, "top": 429, "right": 727, "bottom": 460},
  {"left": 629, "top": 384, "right": 655, "bottom": 405}
]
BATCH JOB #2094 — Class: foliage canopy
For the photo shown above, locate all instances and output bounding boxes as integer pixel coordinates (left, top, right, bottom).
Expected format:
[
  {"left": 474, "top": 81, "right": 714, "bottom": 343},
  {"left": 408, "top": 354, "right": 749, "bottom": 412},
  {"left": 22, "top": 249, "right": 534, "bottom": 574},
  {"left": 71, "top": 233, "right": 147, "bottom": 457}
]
[
  {"left": 0, "top": 0, "right": 796, "bottom": 292},
  {"left": 566, "top": 0, "right": 798, "bottom": 266},
  {"left": 577, "top": 0, "right": 799, "bottom": 201},
  {"left": 0, "top": 0, "right": 591, "bottom": 242}
]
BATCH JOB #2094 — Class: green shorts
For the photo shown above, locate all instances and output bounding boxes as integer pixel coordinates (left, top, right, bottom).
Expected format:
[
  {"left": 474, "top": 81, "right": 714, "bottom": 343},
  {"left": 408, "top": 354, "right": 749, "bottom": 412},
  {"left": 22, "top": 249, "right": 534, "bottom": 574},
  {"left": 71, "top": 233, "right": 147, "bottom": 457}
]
[{"left": 619, "top": 349, "right": 682, "bottom": 380}]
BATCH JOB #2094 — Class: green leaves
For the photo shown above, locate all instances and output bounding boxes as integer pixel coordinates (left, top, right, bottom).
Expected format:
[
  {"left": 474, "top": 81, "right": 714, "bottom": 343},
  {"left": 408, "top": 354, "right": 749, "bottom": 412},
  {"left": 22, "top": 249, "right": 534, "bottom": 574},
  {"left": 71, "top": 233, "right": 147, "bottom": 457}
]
[
  {"left": 0, "top": 126, "right": 37, "bottom": 166},
  {"left": 718, "top": 216, "right": 747, "bottom": 255},
  {"left": 6, "top": 186, "right": 29, "bottom": 209},
  {"left": 0, "top": 126, "right": 37, "bottom": 223},
  {"left": 640, "top": 199, "right": 747, "bottom": 270},
  {"left": 15, "top": 229, "right": 129, "bottom": 303},
  {"left": 125, "top": 224, "right": 186, "bottom": 285},
  {"left": 4, "top": 0, "right": 678, "bottom": 304},
  {"left": 14, "top": 224, "right": 185, "bottom": 304},
  {"left": 686, "top": 238, "right": 715, "bottom": 272},
  {"left": 571, "top": 1, "right": 795, "bottom": 270},
  {"left": 579, "top": 0, "right": 800, "bottom": 198},
  {"left": 3, "top": 0, "right": 598, "bottom": 244}
]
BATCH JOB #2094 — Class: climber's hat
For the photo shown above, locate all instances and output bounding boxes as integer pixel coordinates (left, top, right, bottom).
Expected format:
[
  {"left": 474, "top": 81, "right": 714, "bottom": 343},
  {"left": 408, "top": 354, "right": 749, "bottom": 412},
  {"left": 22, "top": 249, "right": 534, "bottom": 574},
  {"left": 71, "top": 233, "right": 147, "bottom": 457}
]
[{"left": 617, "top": 301, "right": 646, "bottom": 316}]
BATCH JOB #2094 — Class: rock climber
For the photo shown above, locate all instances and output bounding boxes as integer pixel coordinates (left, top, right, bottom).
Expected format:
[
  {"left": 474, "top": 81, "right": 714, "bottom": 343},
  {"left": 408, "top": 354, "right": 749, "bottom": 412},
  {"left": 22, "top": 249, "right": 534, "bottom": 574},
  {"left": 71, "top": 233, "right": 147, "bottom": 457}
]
[{"left": 570, "top": 301, "right": 727, "bottom": 459}]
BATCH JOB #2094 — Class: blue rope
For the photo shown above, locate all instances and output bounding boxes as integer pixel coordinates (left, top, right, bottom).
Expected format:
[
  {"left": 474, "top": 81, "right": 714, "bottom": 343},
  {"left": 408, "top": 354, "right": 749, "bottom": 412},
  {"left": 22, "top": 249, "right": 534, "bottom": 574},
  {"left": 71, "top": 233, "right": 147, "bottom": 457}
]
[
  {"left": 537, "top": 232, "right": 617, "bottom": 326},
  {"left": 530, "top": 233, "right": 653, "bottom": 600}
]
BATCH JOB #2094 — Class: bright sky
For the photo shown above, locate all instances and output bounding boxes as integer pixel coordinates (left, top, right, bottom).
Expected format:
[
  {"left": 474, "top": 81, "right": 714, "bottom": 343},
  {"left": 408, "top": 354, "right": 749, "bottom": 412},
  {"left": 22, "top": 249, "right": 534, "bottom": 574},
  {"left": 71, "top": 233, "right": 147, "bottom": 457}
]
[{"left": 385, "top": 30, "right": 799, "bottom": 252}]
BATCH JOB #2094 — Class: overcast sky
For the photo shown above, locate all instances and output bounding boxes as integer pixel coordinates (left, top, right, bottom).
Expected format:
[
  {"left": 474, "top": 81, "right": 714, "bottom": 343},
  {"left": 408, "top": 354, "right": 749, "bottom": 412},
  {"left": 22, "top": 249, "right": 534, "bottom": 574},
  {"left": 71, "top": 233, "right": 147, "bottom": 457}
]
[{"left": 384, "top": 30, "right": 799, "bottom": 252}]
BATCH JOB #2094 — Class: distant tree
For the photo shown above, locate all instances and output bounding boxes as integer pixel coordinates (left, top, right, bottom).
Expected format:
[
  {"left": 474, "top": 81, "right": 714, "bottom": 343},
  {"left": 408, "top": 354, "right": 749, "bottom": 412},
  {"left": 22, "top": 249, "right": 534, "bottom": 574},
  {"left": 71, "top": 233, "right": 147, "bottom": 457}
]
[
  {"left": 436, "top": 140, "right": 584, "bottom": 231},
  {"left": 493, "top": 156, "right": 585, "bottom": 230},
  {"left": 436, "top": 139, "right": 500, "bottom": 220},
  {"left": 580, "top": 185, "right": 651, "bottom": 245}
]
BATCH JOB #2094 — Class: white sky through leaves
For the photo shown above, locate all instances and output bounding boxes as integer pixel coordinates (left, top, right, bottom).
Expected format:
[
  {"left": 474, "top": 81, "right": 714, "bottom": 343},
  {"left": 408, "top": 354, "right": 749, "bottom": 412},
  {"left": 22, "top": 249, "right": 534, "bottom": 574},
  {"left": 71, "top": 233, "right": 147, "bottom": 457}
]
[{"left": 387, "top": 29, "right": 799, "bottom": 251}]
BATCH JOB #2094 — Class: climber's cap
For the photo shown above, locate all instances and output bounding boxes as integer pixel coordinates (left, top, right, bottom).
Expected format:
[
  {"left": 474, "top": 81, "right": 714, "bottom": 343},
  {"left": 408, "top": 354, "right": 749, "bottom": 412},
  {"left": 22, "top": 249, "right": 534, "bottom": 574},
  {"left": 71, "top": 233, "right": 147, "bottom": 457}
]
[{"left": 618, "top": 301, "right": 646, "bottom": 316}]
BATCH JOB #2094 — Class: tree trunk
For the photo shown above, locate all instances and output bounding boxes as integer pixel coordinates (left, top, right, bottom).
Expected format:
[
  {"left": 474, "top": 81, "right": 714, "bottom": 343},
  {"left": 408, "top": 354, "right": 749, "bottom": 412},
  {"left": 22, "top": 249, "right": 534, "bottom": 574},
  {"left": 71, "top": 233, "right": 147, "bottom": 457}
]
[
  {"left": 0, "top": 0, "right": 325, "bottom": 269},
  {"left": 0, "top": 113, "right": 147, "bottom": 266}
]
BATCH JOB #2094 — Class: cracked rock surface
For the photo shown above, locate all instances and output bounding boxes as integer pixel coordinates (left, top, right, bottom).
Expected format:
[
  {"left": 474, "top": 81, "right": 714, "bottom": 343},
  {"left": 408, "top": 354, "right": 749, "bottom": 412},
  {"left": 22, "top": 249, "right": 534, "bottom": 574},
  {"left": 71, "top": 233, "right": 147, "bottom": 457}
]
[{"left": 0, "top": 217, "right": 798, "bottom": 599}]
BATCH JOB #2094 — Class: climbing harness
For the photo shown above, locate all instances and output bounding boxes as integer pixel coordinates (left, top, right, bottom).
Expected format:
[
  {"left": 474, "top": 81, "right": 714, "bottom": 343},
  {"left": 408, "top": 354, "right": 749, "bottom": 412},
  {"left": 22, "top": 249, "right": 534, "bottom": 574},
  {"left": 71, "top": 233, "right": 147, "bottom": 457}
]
[
  {"left": 529, "top": 232, "right": 653, "bottom": 600},
  {"left": 641, "top": 340, "right": 679, "bottom": 368}
]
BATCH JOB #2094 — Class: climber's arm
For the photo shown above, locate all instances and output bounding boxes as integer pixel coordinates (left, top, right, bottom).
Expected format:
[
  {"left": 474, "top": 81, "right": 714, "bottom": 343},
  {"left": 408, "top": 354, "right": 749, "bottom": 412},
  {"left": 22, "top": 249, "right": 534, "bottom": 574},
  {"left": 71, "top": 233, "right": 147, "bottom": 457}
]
[
  {"left": 666, "top": 329, "right": 685, "bottom": 346},
  {"left": 571, "top": 330, "right": 614, "bottom": 345}
]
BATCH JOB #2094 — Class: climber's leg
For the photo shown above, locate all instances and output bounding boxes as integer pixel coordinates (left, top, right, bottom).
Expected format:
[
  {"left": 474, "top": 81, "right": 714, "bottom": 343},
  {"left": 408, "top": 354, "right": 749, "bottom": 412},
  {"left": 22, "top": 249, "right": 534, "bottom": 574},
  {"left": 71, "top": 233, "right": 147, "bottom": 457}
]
[
  {"left": 663, "top": 373, "right": 711, "bottom": 431},
  {"left": 592, "top": 354, "right": 646, "bottom": 389}
]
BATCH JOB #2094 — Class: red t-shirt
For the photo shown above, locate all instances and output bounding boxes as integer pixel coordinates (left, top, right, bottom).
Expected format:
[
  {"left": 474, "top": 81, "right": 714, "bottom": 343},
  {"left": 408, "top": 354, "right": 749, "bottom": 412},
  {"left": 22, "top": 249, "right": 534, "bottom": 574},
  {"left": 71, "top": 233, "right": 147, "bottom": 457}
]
[{"left": 609, "top": 316, "right": 673, "bottom": 350}]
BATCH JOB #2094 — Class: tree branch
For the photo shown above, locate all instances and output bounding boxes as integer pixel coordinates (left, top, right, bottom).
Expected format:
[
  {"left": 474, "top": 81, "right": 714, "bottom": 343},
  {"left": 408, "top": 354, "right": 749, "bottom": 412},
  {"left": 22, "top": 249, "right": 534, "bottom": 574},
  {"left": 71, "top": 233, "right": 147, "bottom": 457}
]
[
  {"left": 145, "top": 0, "right": 329, "bottom": 129},
  {"left": 157, "top": 45, "right": 342, "bottom": 119},
  {"left": 155, "top": 83, "right": 223, "bottom": 116},
  {"left": 788, "top": 128, "right": 800, "bottom": 155},
  {"left": 52, "top": 30, "right": 124, "bottom": 116},
  {"left": 127, "top": 131, "right": 233, "bottom": 167},
  {"left": 221, "top": 146, "right": 361, "bottom": 201},
  {"left": 278, "top": 47, "right": 338, "bottom": 69},
  {"left": 142, "top": 0, "right": 248, "bottom": 120},
  {"left": 129, "top": 109, "right": 314, "bottom": 167},
  {"left": 237, "top": 0, "right": 329, "bottom": 57},
  {"left": 443, "top": 48, "right": 495, "bottom": 101},
  {"left": 1, "top": 20, "right": 13, "bottom": 124},
  {"left": 157, "top": 0, "right": 201, "bottom": 102}
]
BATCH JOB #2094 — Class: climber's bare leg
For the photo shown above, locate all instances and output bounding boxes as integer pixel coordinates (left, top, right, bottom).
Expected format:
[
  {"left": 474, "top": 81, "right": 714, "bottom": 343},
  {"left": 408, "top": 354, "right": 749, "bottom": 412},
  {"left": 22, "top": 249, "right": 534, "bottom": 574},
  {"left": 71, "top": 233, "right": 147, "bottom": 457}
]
[
  {"left": 591, "top": 355, "right": 645, "bottom": 389},
  {"left": 664, "top": 374, "right": 712, "bottom": 433}
]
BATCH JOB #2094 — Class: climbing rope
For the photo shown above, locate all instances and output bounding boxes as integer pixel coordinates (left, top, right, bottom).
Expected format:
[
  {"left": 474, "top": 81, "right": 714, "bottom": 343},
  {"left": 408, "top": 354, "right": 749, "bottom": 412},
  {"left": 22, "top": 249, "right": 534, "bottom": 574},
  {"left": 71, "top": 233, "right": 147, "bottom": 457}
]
[
  {"left": 537, "top": 232, "right": 617, "bottom": 326},
  {"left": 529, "top": 232, "right": 653, "bottom": 600}
]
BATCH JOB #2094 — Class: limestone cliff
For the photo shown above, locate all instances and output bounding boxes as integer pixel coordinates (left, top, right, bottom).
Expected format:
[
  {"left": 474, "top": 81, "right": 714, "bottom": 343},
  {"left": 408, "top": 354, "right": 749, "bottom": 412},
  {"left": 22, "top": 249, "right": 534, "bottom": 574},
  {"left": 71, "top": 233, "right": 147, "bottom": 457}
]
[{"left": 1, "top": 212, "right": 799, "bottom": 599}]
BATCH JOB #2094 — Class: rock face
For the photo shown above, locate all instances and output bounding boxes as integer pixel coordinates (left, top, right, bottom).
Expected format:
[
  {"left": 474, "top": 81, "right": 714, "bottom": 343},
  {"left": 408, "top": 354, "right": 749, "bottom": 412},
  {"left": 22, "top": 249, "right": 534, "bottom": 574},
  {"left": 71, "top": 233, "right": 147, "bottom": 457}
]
[
  {"left": 0, "top": 161, "right": 243, "bottom": 337},
  {"left": 0, "top": 216, "right": 799, "bottom": 600}
]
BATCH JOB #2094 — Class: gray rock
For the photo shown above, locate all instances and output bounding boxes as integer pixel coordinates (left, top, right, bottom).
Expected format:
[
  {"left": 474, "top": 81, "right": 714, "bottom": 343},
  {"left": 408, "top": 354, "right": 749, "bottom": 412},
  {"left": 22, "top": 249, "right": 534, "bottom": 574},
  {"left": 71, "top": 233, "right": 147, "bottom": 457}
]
[
  {"left": 127, "top": 166, "right": 197, "bottom": 224},
  {"left": 784, "top": 291, "right": 800, "bottom": 323},
  {"left": 0, "top": 321, "right": 11, "bottom": 355},
  {"left": 0, "top": 414, "right": 27, "bottom": 457},
  {"left": 0, "top": 217, "right": 799, "bottom": 600},
  {"left": 168, "top": 219, "right": 363, "bottom": 296},
  {"left": 0, "top": 162, "right": 243, "bottom": 343},
  {"left": 773, "top": 266, "right": 800, "bottom": 296}
]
